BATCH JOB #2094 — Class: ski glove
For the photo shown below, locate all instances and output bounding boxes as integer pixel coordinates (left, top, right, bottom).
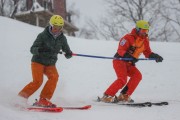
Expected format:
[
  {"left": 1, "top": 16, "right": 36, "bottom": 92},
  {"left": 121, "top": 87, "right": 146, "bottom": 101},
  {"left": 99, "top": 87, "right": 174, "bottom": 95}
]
[
  {"left": 149, "top": 53, "right": 163, "bottom": 62},
  {"left": 65, "top": 51, "right": 73, "bottom": 59},
  {"left": 123, "top": 52, "right": 138, "bottom": 64}
]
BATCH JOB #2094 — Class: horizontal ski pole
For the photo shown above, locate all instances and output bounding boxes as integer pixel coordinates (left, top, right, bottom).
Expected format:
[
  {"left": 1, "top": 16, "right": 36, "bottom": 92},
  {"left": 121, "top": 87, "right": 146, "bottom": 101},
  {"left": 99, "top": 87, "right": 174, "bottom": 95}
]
[{"left": 72, "top": 53, "right": 156, "bottom": 61}]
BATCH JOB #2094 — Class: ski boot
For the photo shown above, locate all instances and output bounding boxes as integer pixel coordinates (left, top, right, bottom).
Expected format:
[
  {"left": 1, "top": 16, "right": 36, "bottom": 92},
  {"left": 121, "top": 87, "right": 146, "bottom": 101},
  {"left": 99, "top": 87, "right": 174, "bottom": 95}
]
[
  {"left": 116, "top": 94, "right": 134, "bottom": 103},
  {"left": 33, "top": 98, "right": 56, "bottom": 108},
  {"left": 99, "top": 94, "right": 115, "bottom": 103}
]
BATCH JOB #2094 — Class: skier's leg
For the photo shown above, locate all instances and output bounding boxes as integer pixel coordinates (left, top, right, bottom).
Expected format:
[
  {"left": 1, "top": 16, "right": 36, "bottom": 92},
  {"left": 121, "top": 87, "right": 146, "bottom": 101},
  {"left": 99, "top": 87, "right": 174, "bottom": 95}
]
[
  {"left": 125, "top": 66, "right": 142, "bottom": 95},
  {"left": 18, "top": 62, "right": 44, "bottom": 98},
  {"left": 40, "top": 65, "right": 59, "bottom": 100},
  {"left": 104, "top": 60, "right": 128, "bottom": 96},
  {"left": 116, "top": 65, "right": 142, "bottom": 102}
]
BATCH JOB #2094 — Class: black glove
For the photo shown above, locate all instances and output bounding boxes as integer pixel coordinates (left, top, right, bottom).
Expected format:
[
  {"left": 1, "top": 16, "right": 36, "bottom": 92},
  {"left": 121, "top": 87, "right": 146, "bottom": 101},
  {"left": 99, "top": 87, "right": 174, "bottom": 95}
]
[
  {"left": 38, "top": 47, "right": 52, "bottom": 53},
  {"left": 123, "top": 52, "right": 138, "bottom": 64},
  {"left": 149, "top": 53, "right": 163, "bottom": 62},
  {"left": 65, "top": 51, "right": 73, "bottom": 59}
]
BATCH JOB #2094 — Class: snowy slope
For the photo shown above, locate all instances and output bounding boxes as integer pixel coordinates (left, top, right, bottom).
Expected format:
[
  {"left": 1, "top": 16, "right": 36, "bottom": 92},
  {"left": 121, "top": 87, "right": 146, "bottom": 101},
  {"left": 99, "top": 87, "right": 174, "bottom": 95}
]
[{"left": 0, "top": 16, "right": 180, "bottom": 120}]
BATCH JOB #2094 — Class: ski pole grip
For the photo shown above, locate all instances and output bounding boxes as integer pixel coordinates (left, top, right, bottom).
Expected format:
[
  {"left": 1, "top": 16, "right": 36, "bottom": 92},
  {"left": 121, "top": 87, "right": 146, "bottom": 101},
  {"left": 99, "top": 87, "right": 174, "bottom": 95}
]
[{"left": 72, "top": 53, "right": 77, "bottom": 56}]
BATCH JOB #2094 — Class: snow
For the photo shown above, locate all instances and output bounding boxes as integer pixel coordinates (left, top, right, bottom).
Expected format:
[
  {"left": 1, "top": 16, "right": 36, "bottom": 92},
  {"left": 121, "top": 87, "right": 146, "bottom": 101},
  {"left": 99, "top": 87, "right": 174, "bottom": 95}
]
[{"left": 0, "top": 16, "right": 180, "bottom": 120}]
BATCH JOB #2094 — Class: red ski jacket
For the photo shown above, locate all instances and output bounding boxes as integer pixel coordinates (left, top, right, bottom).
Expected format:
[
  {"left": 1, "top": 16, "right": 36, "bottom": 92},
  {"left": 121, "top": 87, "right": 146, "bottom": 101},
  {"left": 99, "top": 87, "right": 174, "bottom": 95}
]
[{"left": 117, "top": 28, "right": 152, "bottom": 59}]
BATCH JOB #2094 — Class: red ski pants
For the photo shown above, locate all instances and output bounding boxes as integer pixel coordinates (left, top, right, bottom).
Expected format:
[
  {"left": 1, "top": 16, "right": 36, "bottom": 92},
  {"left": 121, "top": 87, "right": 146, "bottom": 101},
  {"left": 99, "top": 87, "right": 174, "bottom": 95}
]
[
  {"left": 18, "top": 62, "right": 59, "bottom": 100},
  {"left": 105, "top": 60, "right": 142, "bottom": 96}
]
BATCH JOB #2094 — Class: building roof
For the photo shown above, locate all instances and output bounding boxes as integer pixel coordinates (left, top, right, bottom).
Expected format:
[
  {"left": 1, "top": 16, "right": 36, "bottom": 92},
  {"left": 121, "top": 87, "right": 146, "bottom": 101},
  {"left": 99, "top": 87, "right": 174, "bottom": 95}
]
[{"left": 15, "top": 0, "right": 78, "bottom": 36}]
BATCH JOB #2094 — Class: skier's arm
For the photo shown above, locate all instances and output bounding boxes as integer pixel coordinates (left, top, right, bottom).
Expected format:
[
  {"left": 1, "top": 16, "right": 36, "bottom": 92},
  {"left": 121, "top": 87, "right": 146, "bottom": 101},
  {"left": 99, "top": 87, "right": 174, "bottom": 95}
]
[
  {"left": 30, "top": 34, "right": 43, "bottom": 55},
  {"left": 62, "top": 35, "right": 72, "bottom": 59},
  {"left": 143, "top": 39, "right": 152, "bottom": 58},
  {"left": 143, "top": 39, "right": 163, "bottom": 62},
  {"left": 117, "top": 37, "right": 130, "bottom": 57}
]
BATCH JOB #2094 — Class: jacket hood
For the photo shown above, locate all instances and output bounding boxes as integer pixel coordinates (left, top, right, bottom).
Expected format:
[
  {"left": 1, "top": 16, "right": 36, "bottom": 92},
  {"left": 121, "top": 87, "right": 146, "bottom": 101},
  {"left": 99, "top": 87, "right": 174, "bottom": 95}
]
[
  {"left": 130, "top": 28, "right": 138, "bottom": 35},
  {"left": 130, "top": 28, "right": 148, "bottom": 39}
]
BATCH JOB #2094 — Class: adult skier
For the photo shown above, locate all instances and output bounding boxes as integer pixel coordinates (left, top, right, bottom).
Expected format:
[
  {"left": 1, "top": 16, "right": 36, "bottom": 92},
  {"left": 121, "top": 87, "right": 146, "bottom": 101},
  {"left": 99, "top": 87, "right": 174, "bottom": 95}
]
[
  {"left": 100, "top": 20, "right": 163, "bottom": 103},
  {"left": 18, "top": 15, "right": 72, "bottom": 107}
]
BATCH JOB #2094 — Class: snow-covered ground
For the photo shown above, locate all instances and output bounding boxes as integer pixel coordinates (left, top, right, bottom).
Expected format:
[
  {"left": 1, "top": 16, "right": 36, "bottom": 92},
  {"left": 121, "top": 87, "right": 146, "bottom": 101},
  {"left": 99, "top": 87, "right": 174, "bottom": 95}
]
[{"left": 0, "top": 16, "right": 180, "bottom": 120}]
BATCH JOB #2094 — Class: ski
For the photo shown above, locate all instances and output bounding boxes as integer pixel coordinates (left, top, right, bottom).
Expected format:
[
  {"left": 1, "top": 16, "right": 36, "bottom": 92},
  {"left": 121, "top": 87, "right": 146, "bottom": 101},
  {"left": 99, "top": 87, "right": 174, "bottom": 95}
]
[
  {"left": 117, "top": 102, "right": 152, "bottom": 107},
  {"left": 28, "top": 98, "right": 91, "bottom": 112},
  {"left": 151, "top": 102, "right": 169, "bottom": 106},
  {"left": 27, "top": 105, "right": 91, "bottom": 112},
  {"left": 97, "top": 96, "right": 168, "bottom": 107},
  {"left": 27, "top": 107, "right": 63, "bottom": 112},
  {"left": 117, "top": 101, "right": 168, "bottom": 107},
  {"left": 62, "top": 105, "right": 91, "bottom": 110}
]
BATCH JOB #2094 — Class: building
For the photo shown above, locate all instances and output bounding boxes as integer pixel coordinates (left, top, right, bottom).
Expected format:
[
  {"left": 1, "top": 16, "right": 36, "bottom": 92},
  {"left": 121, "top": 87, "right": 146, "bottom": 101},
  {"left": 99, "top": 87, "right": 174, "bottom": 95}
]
[{"left": 15, "top": 0, "right": 78, "bottom": 36}]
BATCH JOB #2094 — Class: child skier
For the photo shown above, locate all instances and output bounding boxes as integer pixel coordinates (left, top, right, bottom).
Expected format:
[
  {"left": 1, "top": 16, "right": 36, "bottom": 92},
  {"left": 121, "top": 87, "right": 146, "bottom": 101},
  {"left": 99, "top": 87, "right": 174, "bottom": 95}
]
[{"left": 18, "top": 15, "right": 72, "bottom": 107}]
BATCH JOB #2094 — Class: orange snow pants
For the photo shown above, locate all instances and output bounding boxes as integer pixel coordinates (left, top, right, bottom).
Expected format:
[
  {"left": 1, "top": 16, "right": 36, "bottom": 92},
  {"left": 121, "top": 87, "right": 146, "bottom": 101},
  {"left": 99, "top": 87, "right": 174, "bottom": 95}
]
[
  {"left": 18, "top": 62, "right": 59, "bottom": 100},
  {"left": 105, "top": 60, "right": 142, "bottom": 96}
]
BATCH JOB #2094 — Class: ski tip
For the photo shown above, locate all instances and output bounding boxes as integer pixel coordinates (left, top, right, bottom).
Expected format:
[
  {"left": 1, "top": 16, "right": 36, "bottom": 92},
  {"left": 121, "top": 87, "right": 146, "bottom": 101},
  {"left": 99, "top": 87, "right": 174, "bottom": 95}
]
[
  {"left": 161, "top": 102, "right": 169, "bottom": 105},
  {"left": 151, "top": 101, "right": 169, "bottom": 106},
  {"left": 82, "top": 105, "right": 92, "bottom": 109},
  {"left": 62, "top": 105, "right": 92, "bottom": 110}
]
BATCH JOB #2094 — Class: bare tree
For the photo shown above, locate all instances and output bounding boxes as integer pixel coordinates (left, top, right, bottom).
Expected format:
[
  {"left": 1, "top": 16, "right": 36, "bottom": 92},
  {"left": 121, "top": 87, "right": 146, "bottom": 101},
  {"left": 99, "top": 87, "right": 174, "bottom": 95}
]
[
  {"left": 10, "top": 0, "right": 19, "bottom": 18},
  {"left": 80, "top": 0, "right": 180, "bottom": 42},
  {"left": 0, "top": 0, "right": 5, "bottom": 16},
  {"left": 66, "top": 2, "right": 80, "bottom": 36},
  {"left": 81, "top": 0, "right": 162, "bottom": 41},
  {"left": 0, "top": 0, "right": 14, "bottom": 16},
  {"left": 158, "top": 0, "right": 180, "bottom": 42},
  {"left": 0, "top": 0, "right": 26, "bottom": 18}
]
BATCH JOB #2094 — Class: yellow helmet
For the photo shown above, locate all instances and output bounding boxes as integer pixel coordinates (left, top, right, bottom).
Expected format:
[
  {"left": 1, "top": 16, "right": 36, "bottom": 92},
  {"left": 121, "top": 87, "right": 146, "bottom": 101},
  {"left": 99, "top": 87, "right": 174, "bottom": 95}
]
[
  {"left": 49, "top": 15, "right": 64, "bottom": 27},
  {"left": 136, "top": 20, "right": 150, "bottom": 30}
]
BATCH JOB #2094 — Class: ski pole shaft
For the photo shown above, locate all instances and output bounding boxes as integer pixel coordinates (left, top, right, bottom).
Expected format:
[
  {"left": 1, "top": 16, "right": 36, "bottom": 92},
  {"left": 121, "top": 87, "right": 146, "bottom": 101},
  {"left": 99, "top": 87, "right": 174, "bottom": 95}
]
[{"left": 72, "top": 53, "right": 155, "bottom": 61}]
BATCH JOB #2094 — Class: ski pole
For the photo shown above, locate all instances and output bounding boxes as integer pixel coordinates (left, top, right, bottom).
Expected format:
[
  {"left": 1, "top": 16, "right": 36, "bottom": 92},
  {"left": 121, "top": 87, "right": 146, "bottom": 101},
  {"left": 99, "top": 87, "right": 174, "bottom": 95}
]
[
  {"left": 72, "top": 53, "right": 155, "bottom": 61},
  {"left": 59, "top": 52, "right": 155, "bottom": 61}
]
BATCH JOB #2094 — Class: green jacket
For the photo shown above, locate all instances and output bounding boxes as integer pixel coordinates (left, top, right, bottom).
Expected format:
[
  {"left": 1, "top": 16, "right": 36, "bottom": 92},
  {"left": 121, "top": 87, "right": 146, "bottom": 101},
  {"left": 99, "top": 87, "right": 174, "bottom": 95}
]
[{"left": 30, "top": 26, "right": 72, "bottom": 66}]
